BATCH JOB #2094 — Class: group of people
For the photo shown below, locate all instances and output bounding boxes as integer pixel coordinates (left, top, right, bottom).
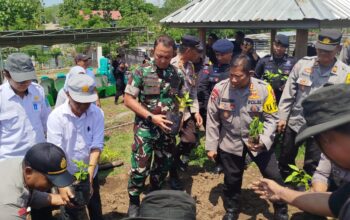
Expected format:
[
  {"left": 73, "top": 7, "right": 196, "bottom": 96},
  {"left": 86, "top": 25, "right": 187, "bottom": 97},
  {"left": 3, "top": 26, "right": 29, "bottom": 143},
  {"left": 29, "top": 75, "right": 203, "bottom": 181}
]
[
  {"left": 2, "top": 28, "right": 350, "bottom": 220},
  {"left": 0, "top": 53, "right": 105, "bottom": 220},
  {"left": 124, "top": 28, "right": 350, "bottom": 220}
]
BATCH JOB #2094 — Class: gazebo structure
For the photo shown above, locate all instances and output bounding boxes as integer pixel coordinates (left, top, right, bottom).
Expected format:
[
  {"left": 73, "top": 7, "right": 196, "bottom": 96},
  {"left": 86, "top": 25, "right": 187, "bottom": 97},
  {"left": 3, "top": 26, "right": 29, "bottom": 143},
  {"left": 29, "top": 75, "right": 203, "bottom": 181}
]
[{"left": 161, "top": 0, "right": 350, "bottom": 59}]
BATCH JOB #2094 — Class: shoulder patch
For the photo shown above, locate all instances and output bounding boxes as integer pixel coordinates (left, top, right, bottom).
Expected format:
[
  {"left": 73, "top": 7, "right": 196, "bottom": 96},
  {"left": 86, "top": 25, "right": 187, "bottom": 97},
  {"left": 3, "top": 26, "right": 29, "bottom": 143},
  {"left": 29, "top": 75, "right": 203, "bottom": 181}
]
[
  {"left": 263, "top": 84, "right": 278, "bottom": 114},
  {"left": 210, "top": 88, "right": 220, "bottom": 102}
]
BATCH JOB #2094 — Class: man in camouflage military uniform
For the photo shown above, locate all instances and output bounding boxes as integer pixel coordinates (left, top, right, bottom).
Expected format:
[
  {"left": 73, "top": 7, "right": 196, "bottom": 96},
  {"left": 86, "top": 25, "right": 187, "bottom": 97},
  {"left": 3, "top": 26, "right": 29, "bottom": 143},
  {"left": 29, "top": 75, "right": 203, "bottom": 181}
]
[
  {"left": 124, "top": 35, "right": 184, "bottom": 217},
  {"left": 198, "top": 39, "right": 234, "bottom": 174},
  {"left": 206, "top": 55, "right": 288, "bottom": 220},
  {"left": 255, "top": 34, "right": 296, "bottom": 102},
  {"left": 169, "top": 35, "right": 203, "bottom": 189},
  {"left": 278, "top": 29, "right": 350, "bottom": 181}
]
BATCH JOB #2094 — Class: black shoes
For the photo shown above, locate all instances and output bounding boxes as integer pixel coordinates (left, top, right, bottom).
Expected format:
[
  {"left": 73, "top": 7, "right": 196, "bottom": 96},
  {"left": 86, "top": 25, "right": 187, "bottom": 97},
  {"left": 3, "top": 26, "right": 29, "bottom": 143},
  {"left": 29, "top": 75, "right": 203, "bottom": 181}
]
[
  {"left": 222, "top": 209, "right": 239, "bottom": 220},
  {"left": 273, "top": 203, "right": 289, "bottom": 220},
  {"left": 213, "top": 164, "right": 224, "bottom": 174},
  {"left": 128, "top": 195, "right": 140, "bottom": 217},
  {"left": 169, "top": 177, "right": 184, "bottom": 190}
]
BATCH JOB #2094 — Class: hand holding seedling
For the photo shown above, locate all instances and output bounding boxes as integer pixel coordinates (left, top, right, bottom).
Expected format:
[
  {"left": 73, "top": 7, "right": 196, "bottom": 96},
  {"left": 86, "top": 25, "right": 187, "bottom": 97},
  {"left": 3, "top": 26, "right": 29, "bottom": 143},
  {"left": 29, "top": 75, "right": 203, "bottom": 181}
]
[
  {"left": 277, "top": 120, "right": 287, "bottom": 133},
  {"left": 152, "top": 114, "right": 173, "bottom": 132},
  {"left": 58, "top": 187, "right": 75, "bottom": 207},
  {"left": 247, "top": 142, "right": 265, "bottom": 152},
  {"left": 207, "top": 150, "right": 217, "bottom": 161},
  {"left": 194, "top": 112, "right": 203, "bottom": 127},
  {"left": 251, "top": 178, "right": 283, "bottom": 202}
]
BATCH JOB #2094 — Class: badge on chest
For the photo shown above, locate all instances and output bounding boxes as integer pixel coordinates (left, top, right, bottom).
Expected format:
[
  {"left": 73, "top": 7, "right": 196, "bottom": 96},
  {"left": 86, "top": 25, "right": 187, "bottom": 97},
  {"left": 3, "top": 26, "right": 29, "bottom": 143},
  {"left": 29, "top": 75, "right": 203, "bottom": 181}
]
[{"left": 143, "top": 74, "right": 161, "bottom": 95}]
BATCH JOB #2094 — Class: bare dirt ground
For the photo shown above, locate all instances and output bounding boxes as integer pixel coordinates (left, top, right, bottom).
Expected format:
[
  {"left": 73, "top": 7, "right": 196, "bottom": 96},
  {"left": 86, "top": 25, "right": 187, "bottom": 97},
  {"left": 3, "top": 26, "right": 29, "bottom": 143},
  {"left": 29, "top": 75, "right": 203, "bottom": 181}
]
[{"left": 99, "top": 164, "right": 312, "bottom": 220}]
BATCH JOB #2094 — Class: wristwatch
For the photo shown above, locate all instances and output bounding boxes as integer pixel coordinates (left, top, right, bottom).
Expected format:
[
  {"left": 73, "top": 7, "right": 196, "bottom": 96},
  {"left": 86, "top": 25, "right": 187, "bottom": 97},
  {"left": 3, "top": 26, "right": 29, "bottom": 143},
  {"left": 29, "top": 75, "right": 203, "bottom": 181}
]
[{"left": 146, "top": 114, "right": 153, "bottom": 123}]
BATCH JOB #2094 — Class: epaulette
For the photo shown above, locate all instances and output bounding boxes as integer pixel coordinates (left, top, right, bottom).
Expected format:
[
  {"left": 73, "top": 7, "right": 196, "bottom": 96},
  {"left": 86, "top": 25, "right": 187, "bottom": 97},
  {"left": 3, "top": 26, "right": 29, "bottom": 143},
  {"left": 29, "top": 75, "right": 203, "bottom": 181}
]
[
  {"left": 257, "top": 79, "right": 268, "bottom": 86},
  {"left": 301, "top": 56, "right": 317, "bottom": 60}
]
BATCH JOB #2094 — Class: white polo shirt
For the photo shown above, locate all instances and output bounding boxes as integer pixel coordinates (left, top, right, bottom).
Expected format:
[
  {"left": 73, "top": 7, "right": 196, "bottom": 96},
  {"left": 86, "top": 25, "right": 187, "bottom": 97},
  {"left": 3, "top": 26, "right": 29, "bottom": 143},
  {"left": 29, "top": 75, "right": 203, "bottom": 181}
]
[
  {"left": 0, "top": 82, "right": 51, "bottom": 160},
  {"left": 47, "top": 101, "right": 104, "bottom": 177}
]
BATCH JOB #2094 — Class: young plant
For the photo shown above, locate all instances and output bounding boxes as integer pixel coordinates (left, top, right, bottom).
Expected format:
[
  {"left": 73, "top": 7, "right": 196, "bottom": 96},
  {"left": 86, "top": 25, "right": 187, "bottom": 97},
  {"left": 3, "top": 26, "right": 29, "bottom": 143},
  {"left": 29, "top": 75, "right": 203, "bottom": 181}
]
[
  {"left": 249, "top": 116, "right": 264, "bottom": 141},
  {"left": 284, "top": 164, "right": 312, "bottom": 190},
  {"left": 264, "top": 69, "right": 288, "bottom": 83},
  {"left": 175, "top": 91, "right": 193, "bottom": 113},
  {"left": 73, "top": 160, "right": 89, "bottom": 182}
]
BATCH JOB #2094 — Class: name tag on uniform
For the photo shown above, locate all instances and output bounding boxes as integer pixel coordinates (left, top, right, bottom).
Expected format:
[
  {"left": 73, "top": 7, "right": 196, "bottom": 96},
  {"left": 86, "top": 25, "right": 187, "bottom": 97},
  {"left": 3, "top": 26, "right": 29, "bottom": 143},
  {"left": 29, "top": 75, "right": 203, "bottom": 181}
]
[
  {"left": 296, "top": 78, "right": 312, "bottom": 86},
  {"left": 219, "top": 101, "right": 235, "bottom": 111},
  {"left": 209, "top": 76, "right": 219, "bottom": 82},
  {"left": 144, "top": 86, "right": 160, "bottom": 95},
  {"left": 143, "top": 74, "right": 161, "bottom": 95}
]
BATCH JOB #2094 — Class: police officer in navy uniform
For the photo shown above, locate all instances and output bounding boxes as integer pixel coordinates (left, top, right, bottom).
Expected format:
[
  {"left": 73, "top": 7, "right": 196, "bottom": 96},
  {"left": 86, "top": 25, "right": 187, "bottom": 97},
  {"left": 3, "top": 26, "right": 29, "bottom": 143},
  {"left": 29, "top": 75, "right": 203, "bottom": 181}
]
[
  {"left": 255, "top": 34, "right": 296, "bottom": 102},
  {"left": 198, "top": 39, "right": 234, "bottom": 127},
  {"left": 198, "top": 39, "right": 234, "bottom": 174}
]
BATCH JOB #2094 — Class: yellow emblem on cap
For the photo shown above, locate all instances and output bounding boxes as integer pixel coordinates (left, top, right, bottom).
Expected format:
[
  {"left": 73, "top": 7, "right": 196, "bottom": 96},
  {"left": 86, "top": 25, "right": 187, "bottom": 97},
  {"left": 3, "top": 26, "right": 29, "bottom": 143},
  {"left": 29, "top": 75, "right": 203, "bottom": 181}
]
[
  {"left": 332, "top": 66, "right": 338, "bottom": 74},
  {"left": 34, "top": 96, "right": 39, "bottom": 101},
  {"left": 322, "top": 38, "right": 331, "bottom": 44},
  {"left": 82, "top": 85, "right": 89, "bottom": 93},
  {"left": 60, "top": 158, "right": 67, "bottom": 169}
]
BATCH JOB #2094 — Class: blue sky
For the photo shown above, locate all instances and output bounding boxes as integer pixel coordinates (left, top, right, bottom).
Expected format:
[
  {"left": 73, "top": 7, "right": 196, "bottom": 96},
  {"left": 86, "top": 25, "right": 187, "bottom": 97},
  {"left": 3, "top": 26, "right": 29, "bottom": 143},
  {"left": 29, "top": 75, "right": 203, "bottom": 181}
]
[{"left": 43, "top": 0, "right": 163, "bottom": 7}]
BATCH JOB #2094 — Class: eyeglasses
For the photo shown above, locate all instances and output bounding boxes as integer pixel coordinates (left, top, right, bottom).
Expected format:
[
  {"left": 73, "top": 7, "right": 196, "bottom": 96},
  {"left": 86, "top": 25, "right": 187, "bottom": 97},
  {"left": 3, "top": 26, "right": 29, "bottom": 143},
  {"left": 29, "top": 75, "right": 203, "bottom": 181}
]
[{"left": 242, "top": 42, "right": 252, "bottom": 47}]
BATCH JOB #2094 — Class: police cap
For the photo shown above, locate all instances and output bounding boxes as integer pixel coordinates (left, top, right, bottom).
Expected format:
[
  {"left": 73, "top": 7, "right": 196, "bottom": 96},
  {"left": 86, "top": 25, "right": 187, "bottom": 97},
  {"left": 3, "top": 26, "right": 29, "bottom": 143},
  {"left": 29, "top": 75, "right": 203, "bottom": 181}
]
[
  {"left": 181, "top": 35, "right": 203, "bottom": 51},
  {"left": 315, "top": 29, "right": 342, "bottom": 51},
  {"left": 212, "top": 39, "right": 234, "bottom": 53},
  {"left": 275, "top": 34, "right": 289, "bottom": 47}
]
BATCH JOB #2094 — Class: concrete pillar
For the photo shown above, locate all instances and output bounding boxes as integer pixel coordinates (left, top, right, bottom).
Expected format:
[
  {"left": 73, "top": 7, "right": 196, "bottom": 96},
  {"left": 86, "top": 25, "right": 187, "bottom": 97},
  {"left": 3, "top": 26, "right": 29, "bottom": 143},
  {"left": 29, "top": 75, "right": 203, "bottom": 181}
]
[{"left": 295, "top": 29, "right": 308, "bottom": 60}]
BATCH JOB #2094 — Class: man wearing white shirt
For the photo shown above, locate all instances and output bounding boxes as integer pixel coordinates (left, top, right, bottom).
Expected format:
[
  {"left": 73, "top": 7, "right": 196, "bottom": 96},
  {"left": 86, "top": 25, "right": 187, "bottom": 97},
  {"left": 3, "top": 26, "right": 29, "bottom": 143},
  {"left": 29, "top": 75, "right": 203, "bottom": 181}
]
[
  {"left": 0, "top": 53, "right": 52, "bottom": 219},
  {"left": 47, "top": 74, "right": 104, "bottom": 220},
  {"left": 0, "top": 53, "right": 51, "bottom": 160}
]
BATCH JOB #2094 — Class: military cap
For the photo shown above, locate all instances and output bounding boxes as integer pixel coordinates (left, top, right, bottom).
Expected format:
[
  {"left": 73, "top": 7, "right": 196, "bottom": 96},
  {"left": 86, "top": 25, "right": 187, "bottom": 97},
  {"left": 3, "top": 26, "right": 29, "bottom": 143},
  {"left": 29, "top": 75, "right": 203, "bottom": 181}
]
[
  {"left": 181, "top": 35, "right": 203, "bottom": 51},
  {"left": 296, "top": 84, "right": 350, "bottom": 144},
  {"left": 315, "top": 29, "right": 342, "bottom": 51},
  {"left": 212, "top": 39, "right": 234, "bottom": 53},
  {"left": 275, "top": 34, "right": 289, "bottom": 47}
]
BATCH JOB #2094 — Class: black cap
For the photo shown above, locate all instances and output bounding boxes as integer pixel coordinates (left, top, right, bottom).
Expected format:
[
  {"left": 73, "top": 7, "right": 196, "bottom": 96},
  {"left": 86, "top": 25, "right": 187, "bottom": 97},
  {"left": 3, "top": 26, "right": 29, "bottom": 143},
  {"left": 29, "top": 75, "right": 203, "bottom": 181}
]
[
  {"left": 24, "top": 143, "right": 74, "bottom": 188},
  {"left": 125, "top": 190, "right": 196, "bottom": 220},
  {"left": 315, "top": 29, "right": 342, "bottom": 51},
  {"left": 296, "top": 84, "right": 350, "bottom": 144},
  {"left": 181, "top": 35, "right": 203, "bottom": 51},
  {"left": 275, "top": 34, "right": 289, "bottom": 47},
  {"left": 75, "top": 54, "right": 91, "bottom": 62},
  {"left": 5, "top": 53, "right": 36, "bottom": 83}
]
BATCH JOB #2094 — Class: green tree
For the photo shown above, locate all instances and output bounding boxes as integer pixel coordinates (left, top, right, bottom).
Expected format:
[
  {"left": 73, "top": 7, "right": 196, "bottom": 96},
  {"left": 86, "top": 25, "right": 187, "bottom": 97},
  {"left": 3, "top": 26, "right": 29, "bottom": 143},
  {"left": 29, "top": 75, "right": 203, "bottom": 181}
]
[
  {"left": 0, "top": 0, "right": 42, "bottom": 30},
  {"left": 44, "top": 5, "right": 60, "bottom": 24}
]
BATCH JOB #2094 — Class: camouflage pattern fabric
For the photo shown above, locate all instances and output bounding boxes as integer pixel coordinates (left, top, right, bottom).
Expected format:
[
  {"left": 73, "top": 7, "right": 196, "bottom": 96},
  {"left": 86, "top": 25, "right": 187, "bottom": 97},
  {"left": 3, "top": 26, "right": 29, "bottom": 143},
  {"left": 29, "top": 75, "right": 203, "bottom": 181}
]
[{"left": 125, "top": 61, "right": 184, "bottom": 196}]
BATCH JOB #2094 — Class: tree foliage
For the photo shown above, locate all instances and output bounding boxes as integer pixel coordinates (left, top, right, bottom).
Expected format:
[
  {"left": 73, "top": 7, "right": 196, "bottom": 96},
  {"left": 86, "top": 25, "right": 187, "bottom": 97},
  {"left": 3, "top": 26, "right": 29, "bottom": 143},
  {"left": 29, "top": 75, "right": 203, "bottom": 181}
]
[{"left": 0, "top": 0, "right": 42, "bottom": 30}]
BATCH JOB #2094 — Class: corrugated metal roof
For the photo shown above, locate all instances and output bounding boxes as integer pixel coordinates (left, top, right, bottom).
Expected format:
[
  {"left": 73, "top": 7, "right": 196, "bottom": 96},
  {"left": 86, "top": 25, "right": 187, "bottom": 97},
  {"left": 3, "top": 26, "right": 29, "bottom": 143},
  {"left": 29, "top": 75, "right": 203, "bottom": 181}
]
[{"left": 160, "top": 0, "right": 350, "bottom": 28}]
